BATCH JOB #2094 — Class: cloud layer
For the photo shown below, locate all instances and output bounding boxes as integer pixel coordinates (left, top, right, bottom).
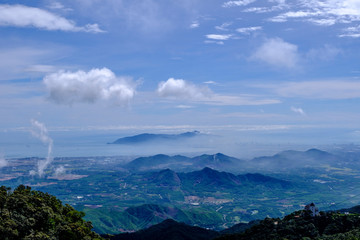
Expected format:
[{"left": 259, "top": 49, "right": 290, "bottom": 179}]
[
  {"left": 43, "top": 68, "right": 136, "bottom": 105},
  {"left": 0, "top": 4, "right": 103, "bottom": 33}
]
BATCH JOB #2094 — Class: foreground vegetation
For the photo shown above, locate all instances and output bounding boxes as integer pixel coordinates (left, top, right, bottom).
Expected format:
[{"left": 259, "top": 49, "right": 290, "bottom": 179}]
[{"left": 0, "top": 185, "right": 102, "bottom": 240}]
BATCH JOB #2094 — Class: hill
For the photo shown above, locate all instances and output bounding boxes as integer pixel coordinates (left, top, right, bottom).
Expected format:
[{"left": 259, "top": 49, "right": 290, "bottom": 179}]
[
  {"left": 0, "top": 185, "right": 102, "bottom": 240},
  {"left": 108, "top": 206, "right": 360, "bottom": 240},
  {"left": 108, "top": 219, "right": 220, "bottom": 240},
  {"left": 83, "top": 203, "right": 223, "bottom": 234},
  {"left": 110, "top": 131, "right": 200, "bottom": 144}
]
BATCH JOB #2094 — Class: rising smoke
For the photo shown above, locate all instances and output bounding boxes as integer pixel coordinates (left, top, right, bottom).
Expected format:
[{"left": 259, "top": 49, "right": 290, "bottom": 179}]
[
  {"left": 0, "top": 154, "right": 7, "bottom": 168},
  {"left": 30, "top": 119, "right": 53, "bottom": 177}
]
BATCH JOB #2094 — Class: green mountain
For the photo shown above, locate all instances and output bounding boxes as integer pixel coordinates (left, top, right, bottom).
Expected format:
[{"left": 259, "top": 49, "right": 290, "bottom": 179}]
[
  {"left": 216, "top": 209, "right": 360, "bottom": 240},
  {"left": 0, "top": 185, "right": 102, "bottom": 240},
  {"left": 108, "top": 206, "right": 360, "bottom": 240},
  {"left": 82, "top": 203, "right": 223, "bottom": 234}
]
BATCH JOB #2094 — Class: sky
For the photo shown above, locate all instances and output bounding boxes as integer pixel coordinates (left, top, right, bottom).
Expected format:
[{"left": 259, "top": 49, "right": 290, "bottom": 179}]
[{"left": 1, "top": 0, "right": 360, "bottom": 148}]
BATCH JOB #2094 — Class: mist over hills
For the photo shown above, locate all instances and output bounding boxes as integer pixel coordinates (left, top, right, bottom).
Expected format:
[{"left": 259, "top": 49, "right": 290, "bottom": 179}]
[
  {"left": 124, "top": 152, "right": 244, "bottom": 172},
  {"left": 122, "top": 148, "right": 347, "bottom": 173}
]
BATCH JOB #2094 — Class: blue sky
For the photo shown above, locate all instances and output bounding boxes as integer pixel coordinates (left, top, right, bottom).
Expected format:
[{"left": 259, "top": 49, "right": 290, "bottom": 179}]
[{"left": 1, "top": 0, "right": 360, "bottom": 145}]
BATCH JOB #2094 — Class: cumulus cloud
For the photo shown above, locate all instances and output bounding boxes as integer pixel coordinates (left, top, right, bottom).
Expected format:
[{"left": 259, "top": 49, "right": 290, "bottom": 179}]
[
  {"left": 291, "top": 106, "right": 306, "bottom": 116},
  {"left": 0, "top": 4, "right": 104, "bottom": 33},
  {"left": 222, "top": 0, "right": 256, "bottom": 8},
  {"left": 43, "top": 68, "right": 136, "bottom": 105},
  {"left": 157, "top": 78, "right": 211, "bottom": 100},
  {"left": 251, "top": 38, "right": 299, "bottom": 69},
  {"left": 157, "top": 78, "right": 280, "bottom": 106}
]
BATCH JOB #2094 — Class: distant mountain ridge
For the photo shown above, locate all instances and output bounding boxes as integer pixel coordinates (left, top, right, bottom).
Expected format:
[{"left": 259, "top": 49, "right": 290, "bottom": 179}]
[
  {"left": 109, "top": 131, "right": 200, "bottom": 144},
  {"left": 124, "top": 152, "right": 244, "bottom": 172},
  {"left": 123, "top": 148, "right": 344, "bottom": 173}
]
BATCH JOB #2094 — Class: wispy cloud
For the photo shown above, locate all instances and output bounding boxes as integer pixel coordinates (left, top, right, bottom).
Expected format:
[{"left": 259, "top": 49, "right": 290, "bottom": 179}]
[
  {"left": 339, "top": 25, "right": 360, "bottom": 38},
  {"left": 268, "top": 0, "right": 360, "bottom": 30},
  {"left": 265, "top": 80, "right": 360, "bottom": 99},
  {"left": 190, "top": 21, "right": 200, "bottom": 29},
  {"left": 236, "top": 26, "right": 262, "bottom": 34},
  {"left": 306, "top": 45, "right": 341, "bottom": 61},
  {"left": 291, "top": 106, "right": 306, "bottom": 116},
  {"left": 251, "top": 38, "right": 299, "bottom": 69},
  {"left": 215, "top": 22, "right": 233, "bottom": 31},
  {"left": 0, "top": 4, "right": 104, "bottom": 33},
  {"left": 43, "top": 68, "right": 136, "bottom": 105},
  {"left": 222, "top": 0, "right": 256, "bottom": 8}
]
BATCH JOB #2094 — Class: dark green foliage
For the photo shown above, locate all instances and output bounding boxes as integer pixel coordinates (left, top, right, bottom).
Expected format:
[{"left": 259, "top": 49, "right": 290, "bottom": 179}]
[
  {"left": 108, "top": 219, "right": 220, "bottom": 240},
  {"left": 216, "top": 210, "right": 360, "bottom": 240},
  {"left": 0, "top": 185, "right": 102, "bottom": 240}
]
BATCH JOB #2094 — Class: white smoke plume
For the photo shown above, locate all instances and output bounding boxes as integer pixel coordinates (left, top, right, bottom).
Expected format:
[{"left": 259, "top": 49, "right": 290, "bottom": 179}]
[
  {"left": 0, "top": 154, "right": 7, "bottom": 168},
  {"left": 30, "top": 119, "right": 53, "bottom": 177},
  {"left": 54, "top": 165, "right": 66, "bottom": 176}
]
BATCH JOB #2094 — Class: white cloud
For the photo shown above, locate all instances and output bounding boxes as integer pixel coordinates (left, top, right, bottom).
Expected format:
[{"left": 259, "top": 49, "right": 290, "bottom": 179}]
[
  {"left": 251, "top": 38, "right": 299, "bottom": 69},
  {"left": 291, "top": 106, "right": 306, "bottom": 116},
  {"left": 206, "top": 34, "right": 232, "bottom": 40},
  {"left": 43, "top": 68, "right": 136, "bottom": 105},
  {"left": 157, "top": 78, "right": 280, "bottom": 106},
  {"left": 157, "top": 78, "right": 211, "bottom": 100},
  {"left": 0, "top": 4, "right": 104, "bottom": 33},
  {"left": 236, "top": 26, "right": 262, "bottom": 34},
  {"left": 222, "top": 0, "right": 256, "bottom": 8}
]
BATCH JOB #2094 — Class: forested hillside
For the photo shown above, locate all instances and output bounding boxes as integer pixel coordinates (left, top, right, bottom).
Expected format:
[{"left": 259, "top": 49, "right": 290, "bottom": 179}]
[{"left": 0, "top": 185, "right": 102, "bottom": 240}]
